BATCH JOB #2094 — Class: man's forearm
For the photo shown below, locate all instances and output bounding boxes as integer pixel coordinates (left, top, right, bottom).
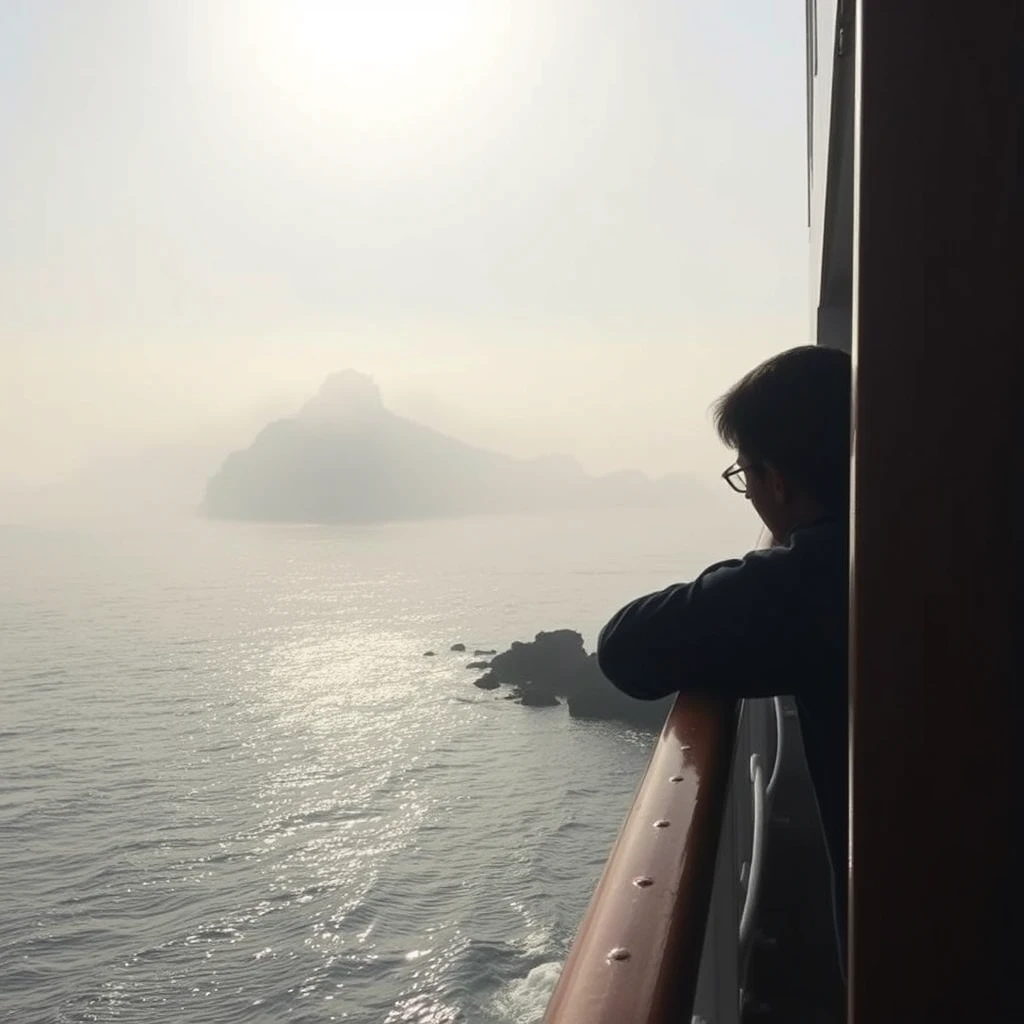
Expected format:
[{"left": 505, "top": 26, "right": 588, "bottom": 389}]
[{"left": 596, "top": 584, "right": 692, "bottom": 700}]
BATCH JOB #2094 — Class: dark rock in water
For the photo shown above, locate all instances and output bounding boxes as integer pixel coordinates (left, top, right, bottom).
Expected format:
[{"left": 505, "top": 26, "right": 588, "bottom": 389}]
[
  {"left": 471, "top": 629, "right": 671, "bottom": 729},
  {"left": 450, "top": 643, "right": 466, "bottom": 652},
  {"left": 516, "top": 688, "right": 560, "bottom": 707},
  {"left": 565, "top": 653, "right": 673, "bottom": 729},
  {"left": 474, "top": 649, "right": 497, "bottom": 656},
  {"left": 480, "top": 629, "right": 587, "bottom": 696},
  {"left": 423, "top": 651, "right": 436, "bottom": 657},
  {"left": 466, "top": 660, "right": 491, "bottom": 669}
]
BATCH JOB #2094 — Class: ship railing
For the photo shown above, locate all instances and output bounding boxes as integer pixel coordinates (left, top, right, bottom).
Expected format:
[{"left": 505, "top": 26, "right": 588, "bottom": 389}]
[
  {"left": 542, "top": 694, "right": 742, "bottom": 1024},
  {"left": 544, "top": 528, "right": 784, "bottom": 1024}
]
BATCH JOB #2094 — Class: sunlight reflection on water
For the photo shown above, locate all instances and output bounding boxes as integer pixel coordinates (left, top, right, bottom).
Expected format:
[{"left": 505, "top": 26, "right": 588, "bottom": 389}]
[{"left": 0, "top": 510, "right": 729, "bottom": 1022}]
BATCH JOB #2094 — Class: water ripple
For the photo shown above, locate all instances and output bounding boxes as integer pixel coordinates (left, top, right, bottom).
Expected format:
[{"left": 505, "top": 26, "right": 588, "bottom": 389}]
[{"left": 0, "top": 514, "right": 686, "bottom": 1023}]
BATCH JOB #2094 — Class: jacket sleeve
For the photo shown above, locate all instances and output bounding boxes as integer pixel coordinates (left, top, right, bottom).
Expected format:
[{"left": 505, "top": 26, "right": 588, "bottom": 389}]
[{"left": 596, "top": 549, "right": 803, "bottom": 701}]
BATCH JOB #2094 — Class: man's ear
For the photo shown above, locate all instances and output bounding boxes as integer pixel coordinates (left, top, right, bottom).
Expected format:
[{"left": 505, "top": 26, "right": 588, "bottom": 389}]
[{"left": 764, "top": 463, "right": 788, "bottom": 504}]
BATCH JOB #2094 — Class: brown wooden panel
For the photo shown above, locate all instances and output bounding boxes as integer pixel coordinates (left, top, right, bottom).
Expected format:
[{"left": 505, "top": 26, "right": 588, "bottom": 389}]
[{"left": 851, "top": 4, "right": 1021, "bottom": 1022}]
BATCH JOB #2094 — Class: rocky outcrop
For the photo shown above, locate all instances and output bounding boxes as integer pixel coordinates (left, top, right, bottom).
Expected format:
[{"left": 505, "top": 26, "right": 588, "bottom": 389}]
[
  {"left": 515, "top": 688, "right": 560, "bottom": 707},
  {"left": 450, "top": 643, "right": 466, "bottom": 652},
  {"left": 564, "top": 652, "right": 674, "bottom": 727},
  {"left": 473, "top": 630, "right": 588, "bottom": 693},
  {"left": 473, "top": 629, "right": 673, "bottom": 729}
]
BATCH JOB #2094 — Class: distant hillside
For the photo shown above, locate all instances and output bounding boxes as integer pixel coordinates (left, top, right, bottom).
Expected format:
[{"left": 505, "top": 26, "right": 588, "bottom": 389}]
[{"left": 202, "top": 371, "right": 698, "bottom": 523}]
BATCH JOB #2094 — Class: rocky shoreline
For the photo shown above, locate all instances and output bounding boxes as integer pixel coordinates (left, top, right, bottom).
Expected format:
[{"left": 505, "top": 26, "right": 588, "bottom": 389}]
[{"left": 439, "top": 629, "right": 673, "bottom": 730}]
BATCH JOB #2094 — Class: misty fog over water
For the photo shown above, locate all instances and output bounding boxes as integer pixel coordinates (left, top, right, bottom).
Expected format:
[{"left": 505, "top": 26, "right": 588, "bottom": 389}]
[{"left": 1, "top": 2, "right": 808, "bottom": 1020}]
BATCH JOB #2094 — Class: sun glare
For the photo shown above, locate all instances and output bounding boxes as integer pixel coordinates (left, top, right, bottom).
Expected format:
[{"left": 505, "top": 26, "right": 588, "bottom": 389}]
[
  {"left": 288, "top": 1, "right": 477, "bottom": 77},
  {"left": 239, "top": 0, "right": 486, "bottom": 105},
  {"left": 203, "top": 0, "right": 541, "bottom": 176}
]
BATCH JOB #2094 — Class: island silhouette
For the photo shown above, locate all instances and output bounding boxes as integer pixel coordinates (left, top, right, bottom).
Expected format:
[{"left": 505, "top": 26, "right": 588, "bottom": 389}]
[{"left": 203, "top": 370, "right": 697, "bottom": 523}]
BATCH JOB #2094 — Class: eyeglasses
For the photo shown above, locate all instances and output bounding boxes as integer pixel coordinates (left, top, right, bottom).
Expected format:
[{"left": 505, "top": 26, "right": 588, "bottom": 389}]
[{"left": 722, "top": 461, "right": 750, "bottom": 494}]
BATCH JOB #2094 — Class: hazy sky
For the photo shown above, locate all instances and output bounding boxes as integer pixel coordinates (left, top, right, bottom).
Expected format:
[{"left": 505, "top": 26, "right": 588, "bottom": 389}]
[{"left": 1, "top": 1, "right": 809, "bottom": 487}]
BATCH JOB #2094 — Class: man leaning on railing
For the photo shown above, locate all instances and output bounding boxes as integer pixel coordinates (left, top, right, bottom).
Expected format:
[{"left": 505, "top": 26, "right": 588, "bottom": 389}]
[{"left": 596, "top": 345, "right": 851, "bottom": 981}]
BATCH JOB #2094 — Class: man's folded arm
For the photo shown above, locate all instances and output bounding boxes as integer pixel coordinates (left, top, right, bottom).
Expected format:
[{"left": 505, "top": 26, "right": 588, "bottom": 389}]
[{"left": 596, "top": 553, "right": 798, "bottom": 702}]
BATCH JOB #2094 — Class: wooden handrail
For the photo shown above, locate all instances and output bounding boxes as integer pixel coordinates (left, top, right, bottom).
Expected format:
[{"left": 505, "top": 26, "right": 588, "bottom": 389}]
[{"left": 543, "top": 695, "right": 739, "bottom": 1024}]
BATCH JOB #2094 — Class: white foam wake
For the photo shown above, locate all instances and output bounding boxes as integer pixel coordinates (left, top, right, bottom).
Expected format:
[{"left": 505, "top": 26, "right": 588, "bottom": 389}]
[{"left": 490, "top": 961, "right": 563, "bottom": 1023}]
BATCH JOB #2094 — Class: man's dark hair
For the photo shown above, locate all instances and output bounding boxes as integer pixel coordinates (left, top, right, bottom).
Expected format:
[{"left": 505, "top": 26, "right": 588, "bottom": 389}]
[{"left": 713, "top": 345, "right": 852, "bottom": 512}]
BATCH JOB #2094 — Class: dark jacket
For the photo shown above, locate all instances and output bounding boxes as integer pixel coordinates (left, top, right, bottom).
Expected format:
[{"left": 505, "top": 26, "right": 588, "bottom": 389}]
[{"left": 596, "top": 519, "right": 848, "bottom": 956}]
